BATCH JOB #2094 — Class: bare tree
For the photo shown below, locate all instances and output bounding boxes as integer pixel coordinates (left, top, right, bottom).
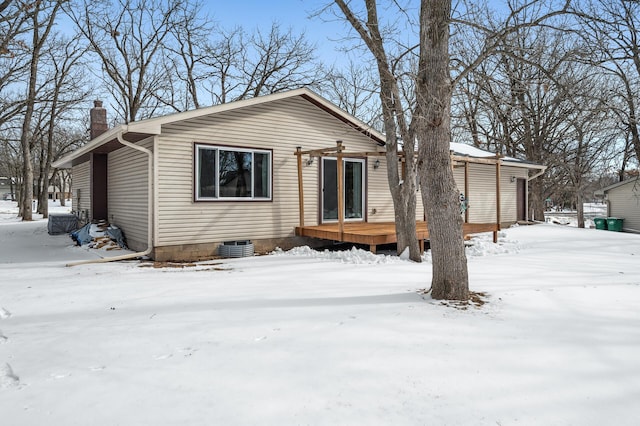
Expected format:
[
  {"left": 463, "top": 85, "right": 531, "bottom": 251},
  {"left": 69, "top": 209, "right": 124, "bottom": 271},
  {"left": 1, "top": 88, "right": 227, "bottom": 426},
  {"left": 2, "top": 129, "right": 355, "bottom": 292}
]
[
  {"left": 556, "top": 72, "right": 619, "bottom": 227},
  {"left": 0, "top": 1, "right": 32, "bottom": 143},
  {"left": 202, "top": 22, "right": 325, "bottom": 105},
  {"left": 33, "top": 33, "right": 90, "bottom": 217},
  {"left": 161, "top": 0, "right": 213, "bottom": 111},
  {"left": 18, "top": 0, "right": 62, "bottom": 221},
  {"left": 201, "top": 26, "right": 244, "bottom": 105},
  {"left": 325, "top": 0, "right": 574, "bottom": 299},
  {"left": 330, "top": 0, "right": 423, "bottom": 264},
  {"left": 573, "top": 0, "right": 640, "bottom": 164},
  {"left": 159, "top": 16, "right": 324, "bottom": 110},
  {"left": 453, "top": 9, "right": 587, "bottom": 221},
  {"left": 323, "top": 59, "right": 381, "bottom": 128},
  {"left": 0, "top": 0, "right": 31, "bottom": 56},
  {"left": 50, "top": 127, "right": 87, "bottom": 207},
  {"left": 65, "top": 0, "right": 183, "bottom": 122},
  {"left": 414, "top": 0, "right": 470, "bottom": 299}
]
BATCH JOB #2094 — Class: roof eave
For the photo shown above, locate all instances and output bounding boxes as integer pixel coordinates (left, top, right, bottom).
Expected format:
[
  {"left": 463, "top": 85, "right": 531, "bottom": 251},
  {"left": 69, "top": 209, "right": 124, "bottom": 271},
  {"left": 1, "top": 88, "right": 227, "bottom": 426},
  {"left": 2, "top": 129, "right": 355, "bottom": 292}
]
[
  {"left": 52, "top": 123, "right": 162, "bottom": 169},
  {"left": 54, "top": 88, "right": 385, "bottom": 169},
  {"left": 599, "top": 177, "right": 640, "bottom": 193}
]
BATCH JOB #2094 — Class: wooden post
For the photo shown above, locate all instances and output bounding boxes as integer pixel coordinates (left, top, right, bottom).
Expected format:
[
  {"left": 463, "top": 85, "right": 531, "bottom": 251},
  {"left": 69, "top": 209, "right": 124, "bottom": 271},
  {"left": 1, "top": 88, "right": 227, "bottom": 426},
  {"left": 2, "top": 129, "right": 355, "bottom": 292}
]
[
  {"left": 495, "top": 159, "right": 501, "bottom": 243},
  {"left": 337, "top": 141, "right": 344, "bottom": 240},
  {"left": 464, "top": 160, "right": 469, "bottom": 224},
  {"left": 295, "top": 147, "right": 305, "bottom": 227}
]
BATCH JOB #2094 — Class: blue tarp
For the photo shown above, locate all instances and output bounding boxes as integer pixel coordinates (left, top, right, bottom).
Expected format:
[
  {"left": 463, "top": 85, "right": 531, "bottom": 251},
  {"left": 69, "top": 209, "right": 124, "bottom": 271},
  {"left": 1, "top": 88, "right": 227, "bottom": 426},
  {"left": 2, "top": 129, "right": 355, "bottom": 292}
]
[
  {"left": 70, "top": 223, "right": 128, "bottom": 249},
  {"left": 106, "top": 227, "right": 127, "bottom": 249},
  {"left": 70, "top": 223, "right": 92, "bottom": 246}
]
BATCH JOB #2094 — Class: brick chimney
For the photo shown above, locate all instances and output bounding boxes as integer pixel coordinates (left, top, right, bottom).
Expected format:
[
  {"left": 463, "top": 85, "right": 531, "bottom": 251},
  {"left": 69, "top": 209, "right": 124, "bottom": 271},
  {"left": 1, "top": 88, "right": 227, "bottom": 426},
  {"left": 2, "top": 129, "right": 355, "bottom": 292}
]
[{"left": 90, "top": 100, "right": 108, "bottom": 139}]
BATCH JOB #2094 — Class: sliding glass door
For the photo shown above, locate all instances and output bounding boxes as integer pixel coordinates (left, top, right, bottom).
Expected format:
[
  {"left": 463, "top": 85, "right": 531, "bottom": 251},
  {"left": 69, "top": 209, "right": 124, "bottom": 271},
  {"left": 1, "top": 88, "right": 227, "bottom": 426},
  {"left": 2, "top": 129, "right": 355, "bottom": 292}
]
[{"left": 322, "top": 158, "right": 365, "bottom": 222}]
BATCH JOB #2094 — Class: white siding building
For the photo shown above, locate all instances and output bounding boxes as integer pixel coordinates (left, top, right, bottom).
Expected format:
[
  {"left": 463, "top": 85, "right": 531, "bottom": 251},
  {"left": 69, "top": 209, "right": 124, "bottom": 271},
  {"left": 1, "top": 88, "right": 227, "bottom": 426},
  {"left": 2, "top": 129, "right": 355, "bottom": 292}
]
[{"left": 597, "top": 178, "right": 640, "bottom": 233}]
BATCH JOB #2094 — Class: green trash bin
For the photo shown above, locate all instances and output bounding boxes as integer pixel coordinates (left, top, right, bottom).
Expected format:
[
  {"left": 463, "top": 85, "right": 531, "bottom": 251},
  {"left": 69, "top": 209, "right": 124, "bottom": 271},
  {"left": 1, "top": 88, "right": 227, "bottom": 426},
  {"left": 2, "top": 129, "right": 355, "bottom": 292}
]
[
  {"left": 606, "top": 217, "right": 624, "bottom": 232},
  {"left": 594, "top": 217, "right": 608, "bottom": 230}
]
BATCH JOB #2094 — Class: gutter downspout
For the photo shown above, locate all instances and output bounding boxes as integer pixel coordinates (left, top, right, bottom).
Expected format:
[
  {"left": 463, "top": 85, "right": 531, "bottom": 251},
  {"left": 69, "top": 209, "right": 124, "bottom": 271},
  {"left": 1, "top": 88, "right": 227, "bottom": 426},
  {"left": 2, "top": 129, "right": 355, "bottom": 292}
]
[{"left": 66, "top": 131, "right": 154, "bottom": 266}]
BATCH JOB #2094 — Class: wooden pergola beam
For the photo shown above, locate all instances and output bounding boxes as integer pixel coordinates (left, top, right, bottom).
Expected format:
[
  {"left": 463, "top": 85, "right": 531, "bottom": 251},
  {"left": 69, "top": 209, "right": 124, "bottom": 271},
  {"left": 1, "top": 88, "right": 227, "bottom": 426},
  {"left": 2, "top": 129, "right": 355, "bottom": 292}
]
[
  {"left": 464, "top": 161, "right": 470, "bottom": 224},
  {"left": 295, "top": 147, "right": 305, "bottom": 227},
  {"left": 296, "top": 146, "right": 342, "bottom": 156},
  {"left": 451, "top": 154, "right": 503, "bottom": 166},
  {"left": 495, "top": 160, "right": 501, "bottom": 243},
  {"left": 294, "top": 143, "right": 509, "bottom": 249},
  {"left": 299, "top": 147, "right": 506, "bottom": 167},
  {"left": 336, "top": 141, "right": 344, "bottom": 240}
]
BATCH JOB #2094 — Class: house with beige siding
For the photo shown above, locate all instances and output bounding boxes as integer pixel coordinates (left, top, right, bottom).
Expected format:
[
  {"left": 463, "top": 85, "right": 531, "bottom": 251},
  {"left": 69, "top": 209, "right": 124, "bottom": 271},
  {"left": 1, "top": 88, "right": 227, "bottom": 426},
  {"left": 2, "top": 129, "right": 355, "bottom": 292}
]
[
  {"left": 596, "top": 178, "right": 640, "bottom": 233},
  {"left": 53, "top": 88, "right": 545, "bottom": 261}
]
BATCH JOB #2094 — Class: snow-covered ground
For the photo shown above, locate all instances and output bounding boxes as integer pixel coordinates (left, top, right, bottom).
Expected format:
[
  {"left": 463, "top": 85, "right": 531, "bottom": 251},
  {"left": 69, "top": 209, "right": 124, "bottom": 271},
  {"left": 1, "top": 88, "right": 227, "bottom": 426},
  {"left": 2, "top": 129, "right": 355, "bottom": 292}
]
[
  {"left": 544, "top": 202, "right": 608, "bottom": 227},
  {"left": 1, "top": 200, "right": 639, "bottom": 425}
]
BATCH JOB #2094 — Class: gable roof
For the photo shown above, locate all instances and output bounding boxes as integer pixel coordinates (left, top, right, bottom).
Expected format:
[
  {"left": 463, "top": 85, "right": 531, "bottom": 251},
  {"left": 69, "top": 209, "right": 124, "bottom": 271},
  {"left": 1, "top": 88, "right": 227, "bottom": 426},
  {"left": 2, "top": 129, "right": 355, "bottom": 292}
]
[
  {"left": 53, "top": 88, "right": 385, "bottom": 168},
  {"left": 596, "top": 177, "right": 640, "bottom": 195}
]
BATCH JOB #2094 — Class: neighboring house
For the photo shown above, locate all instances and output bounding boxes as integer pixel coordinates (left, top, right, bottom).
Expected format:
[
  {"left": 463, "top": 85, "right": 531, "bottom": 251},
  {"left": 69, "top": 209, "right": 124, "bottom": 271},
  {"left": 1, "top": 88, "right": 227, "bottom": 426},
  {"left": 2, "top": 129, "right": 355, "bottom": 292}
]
[
  {"left": 47, "top": 185, "right": 70, "bottom": 200},
  {"left": 0, "top": 177, "right": 15, "bottom": 200},
  {"left": 0, "top": 177, "right": 68, "bottom": 201},
  {"left": 596, "top": 178, "right": 640, "bottom": 233},
  {"left": 53, "top": 88, "right": 545, "bottom": 261}
]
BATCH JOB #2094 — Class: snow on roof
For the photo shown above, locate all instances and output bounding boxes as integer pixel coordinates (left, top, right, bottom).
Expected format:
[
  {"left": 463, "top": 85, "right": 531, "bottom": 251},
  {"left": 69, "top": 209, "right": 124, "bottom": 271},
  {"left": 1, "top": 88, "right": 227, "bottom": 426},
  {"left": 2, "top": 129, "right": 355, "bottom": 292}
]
[
  {"left": 450, "top": 142, "right": 497, "bottom": 158},
  {"left": 450, "top": 142, "right": 518, "bottom": 162}
]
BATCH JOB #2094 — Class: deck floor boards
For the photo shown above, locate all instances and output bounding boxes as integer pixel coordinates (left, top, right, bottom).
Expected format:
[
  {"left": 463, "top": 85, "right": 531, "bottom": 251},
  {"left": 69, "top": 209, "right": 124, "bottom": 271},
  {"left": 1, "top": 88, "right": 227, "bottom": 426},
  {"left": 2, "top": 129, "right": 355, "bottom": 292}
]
[{"left": 295, "top": 221, "right": 499, "bottom": 251}]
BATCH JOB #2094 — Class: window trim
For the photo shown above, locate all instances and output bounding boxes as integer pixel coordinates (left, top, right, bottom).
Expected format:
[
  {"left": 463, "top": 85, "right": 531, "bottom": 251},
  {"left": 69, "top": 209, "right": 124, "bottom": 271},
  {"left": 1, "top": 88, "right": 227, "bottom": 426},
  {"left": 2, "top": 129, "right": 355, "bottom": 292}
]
[
  {"left": 194, "top": 143, "right": 273, "bottom": 202},
  {"left": 320, "top": 156, "right": 366, "bottom": 223}
]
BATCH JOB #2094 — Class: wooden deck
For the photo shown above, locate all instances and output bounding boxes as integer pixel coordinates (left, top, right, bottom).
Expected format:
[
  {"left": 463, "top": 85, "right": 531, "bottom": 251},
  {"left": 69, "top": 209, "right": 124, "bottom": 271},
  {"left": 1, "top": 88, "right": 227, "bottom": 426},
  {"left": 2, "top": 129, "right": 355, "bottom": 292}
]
[{"left": 295, "top": 221, "right": 499, "bottom": 253}]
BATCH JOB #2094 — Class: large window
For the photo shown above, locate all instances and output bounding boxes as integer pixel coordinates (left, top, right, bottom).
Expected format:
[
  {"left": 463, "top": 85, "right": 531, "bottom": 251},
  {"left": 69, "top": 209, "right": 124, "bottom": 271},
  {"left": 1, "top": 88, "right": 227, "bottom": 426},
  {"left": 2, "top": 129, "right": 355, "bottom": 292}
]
[{"left": 196, "top": 144, "right": 272, "bottom": 201}]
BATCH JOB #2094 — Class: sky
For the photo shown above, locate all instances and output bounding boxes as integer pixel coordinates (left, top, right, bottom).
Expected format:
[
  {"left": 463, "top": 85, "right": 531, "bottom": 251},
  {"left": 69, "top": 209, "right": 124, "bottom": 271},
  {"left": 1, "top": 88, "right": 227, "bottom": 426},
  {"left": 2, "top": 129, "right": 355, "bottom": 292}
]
[
  {"left": 1, "top": 199, "right": 640, "bottom": 425},
  {"left": 206, "top": 0, "right": 357, "bottom": 68}
]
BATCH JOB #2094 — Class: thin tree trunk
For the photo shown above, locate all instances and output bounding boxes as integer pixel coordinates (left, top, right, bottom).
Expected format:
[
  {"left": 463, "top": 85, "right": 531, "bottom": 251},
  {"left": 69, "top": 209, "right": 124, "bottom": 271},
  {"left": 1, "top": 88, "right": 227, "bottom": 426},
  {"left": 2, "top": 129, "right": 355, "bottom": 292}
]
[
  {"left": 529, "top": 177, "right": 545, "bottom": 221},
  {"left": 20, "top": 61, "right": 37, "bottom": 221},
  {"left": 334, "top": 0, "right": 421, "bottom": 261},
  {"left": 576, "top": 195, "right": 584, "bottom": 228},
  {"left": 19, "top": 2, "right": 60, "bottom": 220}
]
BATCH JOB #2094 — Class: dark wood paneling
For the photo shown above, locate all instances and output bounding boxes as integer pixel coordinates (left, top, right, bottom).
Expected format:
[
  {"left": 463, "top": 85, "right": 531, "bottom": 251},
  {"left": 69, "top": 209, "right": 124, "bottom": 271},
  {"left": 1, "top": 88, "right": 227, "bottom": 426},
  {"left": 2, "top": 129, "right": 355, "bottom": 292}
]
[
  {"left": 517, "top": 178, "right": 526, "bottom": 221},
  {"left": 91, "top": 153, "right": 108, "bottom": 221}
]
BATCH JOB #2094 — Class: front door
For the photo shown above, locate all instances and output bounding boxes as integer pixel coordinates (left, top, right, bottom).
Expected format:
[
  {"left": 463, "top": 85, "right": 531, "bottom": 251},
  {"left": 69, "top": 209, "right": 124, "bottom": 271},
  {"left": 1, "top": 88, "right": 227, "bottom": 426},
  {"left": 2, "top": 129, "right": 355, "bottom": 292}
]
[{"left": 322, "top": 158, "right": 365, "bottom": 222}]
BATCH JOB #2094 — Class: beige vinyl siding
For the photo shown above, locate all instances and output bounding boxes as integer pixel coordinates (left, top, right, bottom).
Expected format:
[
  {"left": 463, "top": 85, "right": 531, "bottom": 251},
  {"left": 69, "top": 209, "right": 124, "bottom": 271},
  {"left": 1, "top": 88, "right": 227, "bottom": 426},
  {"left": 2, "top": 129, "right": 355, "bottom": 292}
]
[
  {"left": 367, "top": 158, "right": 394, "bottom": 222},
  {"left": 72, "top": 162, "right": 90, "bottom": 219},
  {"left": 608, "top": 181, "right": 640, "bottom": 232},
  {"left": 155, "top": 97, "right": 391, "bottom": 246},
  {"left": 453, "top": 163, "right": 528, "bottom": 224},
  {"left": 500, "top": 165, "right": 528, "bottom": 223},
  {"left": 366, "top": 158, "right": 424, "bottom": 223},
  {"left": 107, "top": 138, "right": 152, "bottom": 251}
]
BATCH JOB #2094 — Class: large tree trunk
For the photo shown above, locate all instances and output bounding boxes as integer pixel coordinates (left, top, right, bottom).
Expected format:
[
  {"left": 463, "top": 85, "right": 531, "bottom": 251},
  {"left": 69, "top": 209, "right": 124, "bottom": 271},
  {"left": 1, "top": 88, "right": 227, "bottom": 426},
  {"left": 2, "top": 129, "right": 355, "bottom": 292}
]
[{"left": 417, "top": 0, "right": 469, "bottom": 300}]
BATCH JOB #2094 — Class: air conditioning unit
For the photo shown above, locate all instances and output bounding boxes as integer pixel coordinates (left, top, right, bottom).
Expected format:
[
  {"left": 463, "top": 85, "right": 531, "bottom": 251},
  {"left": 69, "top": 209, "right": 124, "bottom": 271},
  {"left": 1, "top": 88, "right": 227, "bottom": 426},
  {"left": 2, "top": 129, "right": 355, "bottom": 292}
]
[{"left": 218, "top": 240, "right": 254, "bottom": 258}]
